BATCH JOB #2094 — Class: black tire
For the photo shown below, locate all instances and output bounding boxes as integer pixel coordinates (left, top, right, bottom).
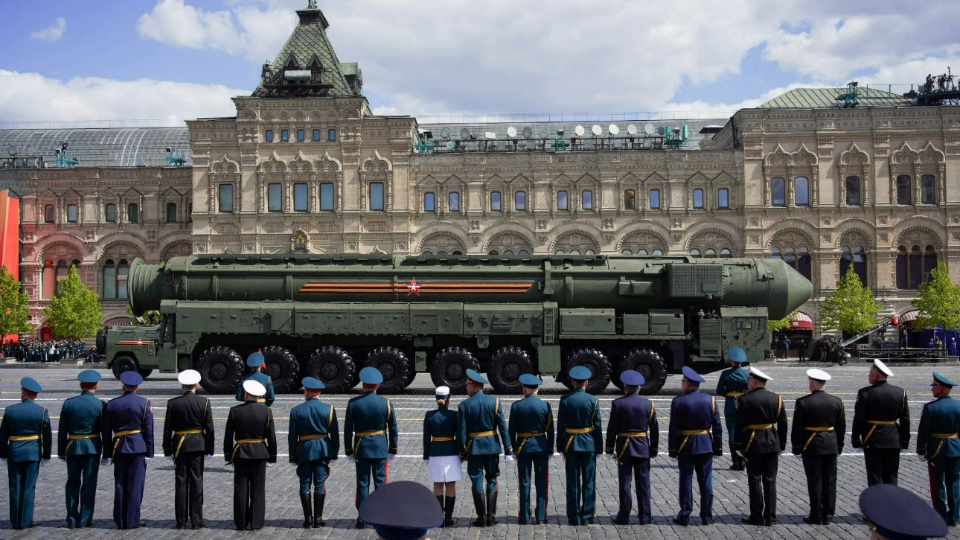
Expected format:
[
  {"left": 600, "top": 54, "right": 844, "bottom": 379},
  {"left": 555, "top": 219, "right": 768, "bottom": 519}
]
[
  {"left": 308, "top": 346, "right": 355, "bottom": 394},
  {"left": 563, "top": 348, "right": 612, "bottom": 395},
  {"left": 262, "top": 346, "right": 300, "bottom": 393},
  {"left": 111, "top": 354, "right": 139, "bottom": 380},
  {"left": 196, "top": 346, "right": 244, "bottom": 394},
  {"left": 365, "top": 347, "right": 411, "bottom": 394},
  {"left": 618, "top": 348, "right": 668, "bottom": 395},
  {"left": 95, "top": 328, "right": 107, "bottom": 354},
  {"left": 487, "top": 346, "right": 534, "bottom": 394},
  {"left": 430, "top": 347, "right": 479, "bottom": 394},
  {"left": 349, "top": 368, "right": 361, "bottom": 390},
  {"left": 138, "top": 369, "right": 154, "bottom": 379}
]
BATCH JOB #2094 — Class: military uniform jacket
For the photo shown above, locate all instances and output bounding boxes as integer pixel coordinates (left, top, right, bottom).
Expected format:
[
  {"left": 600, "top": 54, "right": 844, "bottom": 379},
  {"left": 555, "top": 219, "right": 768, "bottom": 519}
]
[
  {"left": 917, "top": 395, "right": 960, "bottom": 460},
  {"left": 716, "top": 366, "right": 749, "bottom": 416},
  {"left": 289, "top": 398, "right": 339, "bottom": 464},
  {"left": 423, "top": 408, "right": 458, "bottom": 460},
  {"left": 0, "top": 399, "right": 52, "bottom": 462},
  {"left": 162, "top": 392, "right": 215, "bottom": 458},
  {"left": 58, "top": 391, "right": 105, "bottom": 457},
  {"left": 508, "top": 395, "right": 554, "bottom": 455},
  {"left": 733, "top": 387, "right": 788, "bottom": 455},
  {"left": 790, "top": 390, "right": 845, "bottom": 455},
  {"left": 852, "top": 380, "right": 910, "bottom": 450},
  {"left": 344, "top": 391, "right": 398, "bottom": 459},
  {"left": 235, "top": 371, "right": 275, "bottom": 406},
  {"left": 668, "top": 390, "right": 722, "bottom": 456},
  {"left": 606, "top": 393, "right": 658, "bottom": 459},
  {"left": 223, "top": 401, "right": 277, "bottom": 462},
  {"left": 102, "top": 391, "right": 155, "bottom": 458},
  {"left": 557, "top": 389, "right": 602, "bottom": 454},
  {"left": 457, "top": 391, "right": 512, "bottom": 456}
]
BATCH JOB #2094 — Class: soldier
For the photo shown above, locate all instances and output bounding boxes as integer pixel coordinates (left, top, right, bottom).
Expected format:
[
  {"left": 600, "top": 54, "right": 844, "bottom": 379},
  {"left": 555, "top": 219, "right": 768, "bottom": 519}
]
[
  {"left": 162, "top": 369, "right": 215, "bottom": 530},
  {"left": 358, "top": 481, "right": 444, "bottom": 540},
  {"left": 223, "top": 379, "right": 277, "bottom": 531},
  {"left": 557, "top": 365, "right": 602, "bottom": 526},
  {"left": 344, "top": 367, "right": 399, "bottom": 529},
  {"left": 289, "top": 377, "right": 339, "bottom": 529},
  {"left": 101, "top": 371, "right": 154, "bottom": 530},
  {"left": 917, "top": 372, "right": 960, "bottom": 526},
  {"left": 59, "top": 370, "right": 106, "bottom": 528},
  {"left": 423, "top": 385, "right": 460, "bottom": 527},
  {"left": 235, "top": 351, "right": 275, "bottom": 406},
  {"left": 852, "top": 359, "right": 910, "bottom": 486},
  {"left": 716, "top": 347, "right": 749, "bottom": 471},
  {"left": 605, "top": 370, "right": 658, "bottom": 525},
  {"left": 734, "top": 367, "right": 788, "bottom": 526},
  {"left": 860, "top": 484, "right": 948, "bottom": 539},
  {"left": 790, "top": 368, "right": 845, "bottom": 525},
  {"left": 668, "top": 366, "right": 722, "bottom": 526},
  {"left": 508, "top": 374, "right": 554, "bottom": 525},
  {"left": 0, "top": 377, "right": 51, "bottom": 529},
  {"left": 458, "top": 369, "right": 513, "bottom": 527}
]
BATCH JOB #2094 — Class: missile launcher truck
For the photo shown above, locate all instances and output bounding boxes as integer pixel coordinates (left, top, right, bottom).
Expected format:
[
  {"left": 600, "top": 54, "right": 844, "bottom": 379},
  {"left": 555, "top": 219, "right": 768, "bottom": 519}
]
[{"left": 100, "top": 253, "right": 813, "bottom": 395}]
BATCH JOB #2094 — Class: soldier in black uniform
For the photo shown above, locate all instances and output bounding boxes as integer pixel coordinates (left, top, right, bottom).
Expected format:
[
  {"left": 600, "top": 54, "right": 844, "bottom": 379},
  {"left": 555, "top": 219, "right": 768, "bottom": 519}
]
[
  {"left": 734, "top": 367, "right": 788, "bottom": 527},
  {"left": 852, "top": 359, "right": 910, "bottom": 486},
  {"left": 223, "top": 380, "right": 278, "bottom": 531},
  {"left": 162, "top": 369, "right": 215, "bottom": 530},
  {"left": 790, "top": 369, "right": 845, "bottom": 525}
]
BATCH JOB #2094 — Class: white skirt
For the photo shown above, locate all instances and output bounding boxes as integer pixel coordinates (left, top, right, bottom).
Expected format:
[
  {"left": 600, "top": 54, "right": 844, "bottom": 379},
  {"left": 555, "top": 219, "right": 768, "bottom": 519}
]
[{"left": 427, "top": 455, "right": 463, "bottom": 483}]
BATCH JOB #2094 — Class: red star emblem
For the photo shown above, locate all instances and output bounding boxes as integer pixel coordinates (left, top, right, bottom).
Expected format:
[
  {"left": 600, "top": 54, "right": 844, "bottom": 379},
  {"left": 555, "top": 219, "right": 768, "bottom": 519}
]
[
  {"left": 136, "top": 338, "right": 143, "bottom": 346},
  {"left": 406, "top": 278, "right": 421, "bottom": 296}
]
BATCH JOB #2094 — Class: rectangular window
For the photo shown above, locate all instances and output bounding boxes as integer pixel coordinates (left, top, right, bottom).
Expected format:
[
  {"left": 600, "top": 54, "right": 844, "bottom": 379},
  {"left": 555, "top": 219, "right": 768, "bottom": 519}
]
[
  {"left": 624, "top": 190, "right": 636, "bottom": 210},
  {"left": 187, "top": 203, "right": 192, "bottom": 222},
  {"left": 515, "top": 191, "right": 526, "bottom": 211},
  {"left": 693, "top": 189, "right": 704, "bottom": 209},
  {"left": 328, "top": 129, "right": 337, "bottom": 142},
  {"left": 268, "top": 183, "right": 282, "bottom": 212},
  {"left": 296, "top": 129, "right": 305, "bottom": 142},
  {"left": 281, "top": 129, "right": 289, "bottom": 142},
  {"left": 319, "top": 183, "right": 334, "bottom": 211},
  {"left": 166, "top": 202, "right": 177, "bottom": 223},
  {"left": 127, "top": 203, "right": 139, "bottom": 223},
  {"left": 649, "top": 189, "right": 660, "bottom": 209},
  {"left": 293, "top": 183, "right": 308, "bottom": 212},
  {"left": 265, "top": 130, "right": 274, "bottom": 143},
  {"left": 118, "top": 265, "right": 129, "bottom": 299},
  {"left": 44, "top": 205, "right": 55, "bottom": 223},
  {"left": 219, "top": 184, "right": 234, "bottom": 213},
  {"left": 717, "top": 188, "right": 729, "bottom": 209},
  {"left": 449, "top": 192, "right": 460, "bottom": 212},
  {"left": 424, "top": 192, "right": 436, "bottom": 212},
  {"left": 921, "top": 174, "right": 935, "bottom": 204},
  {"left": 103, "top": 266, "right": 116, "bottom": 299},
  {"left": 313, "top": 129, "right": 321, "bottom": 141},
  {"left": 491, "top": 191, "right": 502, "bottom": 211},
  {"left": 369, "top": 182, "right": 384, "bottom": 211},
  {"left": 557, "top": 190, "right": 568, "bottom": 210},
  {"left": 582, "top": 190, "right": 593, "bottom": 210},
  {"left": 105, "top": 204, "right": 116, "bottom": 223},
  {"left": 67, "top": 204, "right": 78, "bottom": 223}
]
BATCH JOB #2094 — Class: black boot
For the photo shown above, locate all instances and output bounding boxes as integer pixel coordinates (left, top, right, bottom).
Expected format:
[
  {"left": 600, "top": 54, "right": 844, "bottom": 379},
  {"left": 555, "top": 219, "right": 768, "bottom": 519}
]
[
  {"left": 299, "top": 493, "right": 312, "bottom": 529},
  {"left": 314, "top": 494, "right": 325, "bottom": 528},
  {"left": 444, "top": 496, "right": 456, "bottom": 527},
  {"left": 472, "top": 492, "right": 486, "bottom": 527},
  {"left": 436, "top": 496, "right": 445, "bottom": 527},
  {"left": 486, "top": 490, "right": 498, "bottom": 526}
]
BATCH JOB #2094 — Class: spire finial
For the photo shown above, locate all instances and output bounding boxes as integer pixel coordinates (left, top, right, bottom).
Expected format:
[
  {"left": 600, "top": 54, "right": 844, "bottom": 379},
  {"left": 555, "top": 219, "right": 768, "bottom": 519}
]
[{"left": 307, "top": 0, "right": 317, "bottom": 9}]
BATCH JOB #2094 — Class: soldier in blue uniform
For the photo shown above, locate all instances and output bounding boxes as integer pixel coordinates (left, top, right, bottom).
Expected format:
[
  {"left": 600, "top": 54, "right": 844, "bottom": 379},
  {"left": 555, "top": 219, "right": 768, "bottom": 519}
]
[
  {"left": 458, "top": 369, "right": 513, "bottom": 527},
  {"left": 236, "top": 352, "right": 275, "bottom": 406},
  {"left": 102, "top": 371, "right": 154, "bottom": 530},
  {"left": 0, "top": 377, "right": 52, "bottom": 529},
  {"left": 716, "top": 347, "right": 749, "bottom": 471},
  {"left": 860, "top": 484, "right": 948, "bottom": 539},
  {"left": 557, "top": 365, "right": 602, "bottom": 526},
  {"left": 358, "top": 481, "right": 444, "bottom": 540},
  {"left": 917, "top": 372, "right": 960, "bottom": 526},
  {"left": 668, "top": 367, "right": 722, "bottom": 526},
  {"left": 344, "top": 367, "right": 399, "bottom": 529},
  {"left": 58, "top": 370, "right": 105, "bottom": 528},
  {"left": 508, "top": 374, "right": 554, "bottom": 525},
  {"left": 605, "top": 370, "right": 658, "bottom": 525},
  {"left": 423, "top": 386, "right": 460, "bottom": 527},
  {"left": 289, "top": 377, "right": 339, "bottom": 529}
]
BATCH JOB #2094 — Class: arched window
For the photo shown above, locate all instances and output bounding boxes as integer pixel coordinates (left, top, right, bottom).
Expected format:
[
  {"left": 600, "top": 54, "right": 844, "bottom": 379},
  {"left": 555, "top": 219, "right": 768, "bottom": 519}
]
[
  {"left": 794, "top": 177, "right": 809, "bottom": 206},
  {"left": 717, "top": 188, "right": 729, "bottom": 209},
  {"left": 845, "top": 176, "right": 861, "bottom": 206},
  {"left": 652, "top": 249, "right": 664, "bottom": 256},
  {"left": 105, "top": 204, "right": 116, "bottom": 223},
  {"left": 127, "top": 203, "right": 139, "bottom": 223},
  {"left": 42, "top": 259, "right": 55, "bottom": 299},
  {"left": 490, "top": 191, "right": 502, "bottom": 212},
  {"left": 448, "top": 192, "right": 460, "bottom": 212},
  {"left": 557, "top": 191, "right": 568, "bottom": 211},
  {"left": 692, "top": 189, "right": 704, "bottom": 209},
  {"left": 689, "top": 249, "right": 701, "bottom": 257},
  {"left": 649, "top": 189, "right": 660, "bottom": 209},
  {"left": 771, "top": 177, "right": 785, "bottom": 207},
  {"left": 166, "top": 202, "right": 178, "bottom": 223},
  {"left": 424, "top": 192, "right": 436, "bottom": 213},
  {"left": 624, "top": 190, "right": 636, "bottom": 210},
  {"left": 771, "top": 247, "right": 781, "bottom": 260},
  {"left": 67, "top": 204, "right": 78, "bottom": 223},
  {"left": 103, "top": 259, "right": 117, "bottom": 299},
  {"left": 44, "top": 205, "right": 55, "bottom": 223},
  {"left": 704, "top": 248, "right": 716, "bottom": 258},
  {"left": 921, "top": 175, "right": 935, "bottom": 204},
  {"left": 719, "top": 248, "right": 731, "bottom": 257},
  {"left": 897, "top": 244, "right": 938, "bottom": 289},
  {"left": 581, "top": 190, "right": 593, "bottom": 210},
  {"left": 54, "top": 259, "right": 80, "bottom": 295},
  {"left": 515, "top": 191, "right": 526, "bottom": 211},
  {"left": 897, "top": 175, "right": 912, "bottom": 205},
  {"left": 840, "top": 245, "right": 868, "bottom": 285}
]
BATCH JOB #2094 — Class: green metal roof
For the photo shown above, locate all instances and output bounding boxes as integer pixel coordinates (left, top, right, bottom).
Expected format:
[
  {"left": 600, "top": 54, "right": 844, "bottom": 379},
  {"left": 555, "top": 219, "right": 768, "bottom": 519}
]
[{"left": 759, "top": 87, "right": 913, "bottom": 109}]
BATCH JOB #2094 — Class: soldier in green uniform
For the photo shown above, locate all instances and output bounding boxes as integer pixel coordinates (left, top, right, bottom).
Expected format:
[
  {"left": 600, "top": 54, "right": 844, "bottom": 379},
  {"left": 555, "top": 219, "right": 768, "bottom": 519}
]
[
  {"left": 716, "top": 346, "right": 749, "bottom": 471},
  {"left": 344, "top": 367, "right": 399, "bottom": 529},
  {"left": 557, "top": 366, "right": 603, "bottom": 526},
  {"left": 508, "top": 374, "right": 554, "bottom": 525},
  {"left": 236, "top": 352, "right": 275, "bottom": 406},
  {"left": 423, "top": 386, "right": 460, "bottom": 527},
  {"left": 58, "top": 370, "right": 106, "bottom": 528},
  {"left": 0, "top": 377, "right": 52, "bottom": 529},
  {"left": 289, "top": 377, "right": 339, "bottom": 529},
  {"left": 457, "top": 369, "right": 513, "bottom": 527},
  {"left": 917, "top": 372, "right": 960, "bottom": 526}
]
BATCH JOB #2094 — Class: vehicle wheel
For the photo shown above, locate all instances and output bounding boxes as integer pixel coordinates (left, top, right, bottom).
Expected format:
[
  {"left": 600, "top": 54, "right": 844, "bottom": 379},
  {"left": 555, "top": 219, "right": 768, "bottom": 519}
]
[
  {"left": 619, "top": 348, "right": 667, "bottom": 395},
  {"left": 196, "top": 346, "right": 244, "bottom": 394},
  {"left": 430, "top": 347, "right": 479, "bottom": 394},
  {"left": 349, "top": 369, "right": 361, "bottom": 389},
  {"left": 365, "top": 347, "right": 411, "bottom": 394},
  {"left": 308, "top": 346, "right": 355, "bottom": 394},
  {"left": 111, "top": 354, "right": 139, "bottom": 380},
  {"left": 263, "top": 346, "right": 300, "bottom": 393},
  {"left": 487, "top": 347, "right": 534, "bottom": 394},
  {"left": 563, "top": 348, "right": 612, "bottom": 395},
  {"left": 138, "top": 369, "right": 154, "bottom": 379}
]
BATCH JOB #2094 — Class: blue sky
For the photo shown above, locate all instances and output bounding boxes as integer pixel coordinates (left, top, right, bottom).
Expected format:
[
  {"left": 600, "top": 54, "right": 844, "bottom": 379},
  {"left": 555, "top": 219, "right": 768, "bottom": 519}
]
[{"left": 1, "top": 0, "right": 958, "bottom": 123}]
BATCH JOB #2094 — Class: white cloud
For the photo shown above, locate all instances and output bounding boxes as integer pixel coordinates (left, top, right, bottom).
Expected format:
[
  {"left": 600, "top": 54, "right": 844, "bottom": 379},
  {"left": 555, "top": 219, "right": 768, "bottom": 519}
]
[{"left": 30, "top": 17, "right": 66, "bottom": 42}]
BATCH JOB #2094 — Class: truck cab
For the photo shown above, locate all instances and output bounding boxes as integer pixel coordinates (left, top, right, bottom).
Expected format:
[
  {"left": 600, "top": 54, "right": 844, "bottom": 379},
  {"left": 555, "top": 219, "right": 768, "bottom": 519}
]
[{"left": 103, "top": 325, "right": 162, "bottom": 380}]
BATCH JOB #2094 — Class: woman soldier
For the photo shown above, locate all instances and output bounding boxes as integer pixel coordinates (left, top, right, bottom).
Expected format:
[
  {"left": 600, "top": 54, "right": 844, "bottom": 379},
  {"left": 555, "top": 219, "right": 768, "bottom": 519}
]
[{"left": 423, "top": 386, "right": 460, "bottom": 527}]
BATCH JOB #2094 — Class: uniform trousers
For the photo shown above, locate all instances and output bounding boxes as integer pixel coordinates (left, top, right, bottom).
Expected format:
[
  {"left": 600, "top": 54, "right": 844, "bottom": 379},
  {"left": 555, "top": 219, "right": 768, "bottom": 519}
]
[
  {"left": 517, "top": 452, "right": 548, "bottom": 522},
  {"left": 355, "top": 458, "right": 387, "bottom": 510},
  {"left": 745, "top": 453, "right": 779, "bottom": 521},
  {"left": 928, "top": 457, "right": 960, "bottom": 524},
  {"left": 7, "top": 461, "right": 39, "bottom": 529},
  {"left": 564, "top": 451, "right": 596, "bottom": 523},
  {"left": 467, "top": 454, "right": 500, "bottom": 493},
  {"left": 65, "top": 455, "right": 100, "bottom": 527},
  {"left": 801, "top": 453, "right": 837, "bottom": 520},
  {"left": 617, "top": 456, "right": 651, "bottom": 523},
  {"left": 112, "top": 454, "right": 147, "bottom": 529},
  {"left": 677, "top": 453, "right": 713, "bottom": 520},
  {"left": 298, "top": 459, "right": 330, "bottom": 494},
  {"left": 864, "top": 448, "right": 900, "bottom": 486},
  {"left": 174, "top": 452, "right": 205, "bottom": 528},
  {"left": 232, "top": 458, "right": 266, "bottom": 530}
]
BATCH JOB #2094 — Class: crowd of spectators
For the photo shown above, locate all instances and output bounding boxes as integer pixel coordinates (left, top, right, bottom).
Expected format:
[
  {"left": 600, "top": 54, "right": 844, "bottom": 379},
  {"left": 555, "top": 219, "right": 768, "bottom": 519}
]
[{"left": 2, "top": 339, "right": 95, "bottom": 363}]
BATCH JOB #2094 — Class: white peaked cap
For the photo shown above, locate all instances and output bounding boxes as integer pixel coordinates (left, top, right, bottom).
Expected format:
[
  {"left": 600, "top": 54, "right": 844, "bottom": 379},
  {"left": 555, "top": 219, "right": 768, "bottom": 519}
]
[
  {"left": 178, "top": 369, "right": 201, "bottom": 386},
  {"left": 806, "top": 369, "right": 831, "bottom": 382},
  {"left": 243, "top": 380, "right": 267, "bottom": 397},
  {"left": 873, "top": 359, "right": 894, "bottom": 377},
  {"left": 749, "top": 367, "right": 772, "bottom": 381},
  {"left": 435, "top": 386, "right": 450, "bottom": 396}
]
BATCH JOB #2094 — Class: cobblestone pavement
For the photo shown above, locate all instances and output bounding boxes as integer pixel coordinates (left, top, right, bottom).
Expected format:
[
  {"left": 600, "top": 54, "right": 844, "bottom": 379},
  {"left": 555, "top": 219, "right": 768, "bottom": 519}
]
[{"left": 1, "top": 363, "right": 959, "bottom": 539}]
